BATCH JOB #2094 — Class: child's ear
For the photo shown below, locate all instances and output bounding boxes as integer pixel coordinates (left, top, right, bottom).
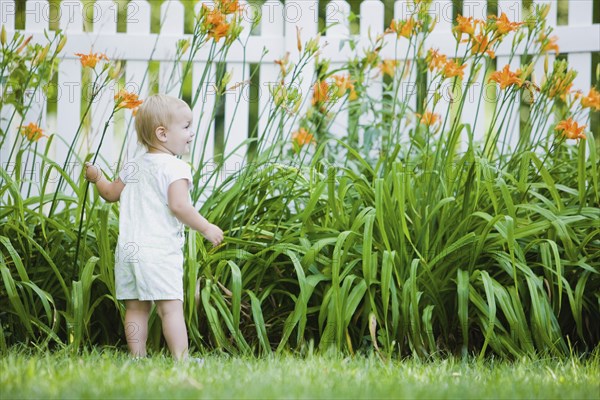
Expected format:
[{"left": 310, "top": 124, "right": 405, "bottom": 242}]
[{"left": 155, "top": 126, "right": 168, "bottom": 143}]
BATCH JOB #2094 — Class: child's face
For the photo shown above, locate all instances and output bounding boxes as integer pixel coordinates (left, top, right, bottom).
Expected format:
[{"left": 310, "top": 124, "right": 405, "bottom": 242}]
[{"left": 163, "top": 104, "right": 194, "bottom": 156}]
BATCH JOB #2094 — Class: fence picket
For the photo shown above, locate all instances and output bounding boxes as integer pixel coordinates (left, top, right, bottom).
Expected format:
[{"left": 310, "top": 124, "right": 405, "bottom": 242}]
[
  {"left": 496, "top": 1, "right": 522, "bottom": 152},
  {"left": 223, "top": 63, "right": 250, "bottom": 176},
  {"left": 89, "top": 0, "right": 117, "bottom": 171},
  {"left": 191, "top": 61, "right": 215, "bottom": 166},
  {"left": 327, "top": 0, "right": 351, "bottom": 139},
  {"left": 531, "top": 0, "right": 556, "bottom": 150},
  {"left": 359, "top": 0, "right": 384, "bottom": 150},
  {"left": 462, "top": 1, "right": 488, "bottom": 145},
  {"left": 429, "top": 0, "right": 453, "bottom": 142},
  {"left": 123, "top": 0, "right": 151, "bottom": 164},
  {"left": 158, "top": 1, "right": 184, "bottom": 98},
  {"left": 568, "top": 0, "right": 593, "bottom": 27},
  {"left": 56, "top": 0, "right": 83, "bottom": 182},
  {"left": 258, "top": 0, "right": 284, "bottom": 149},
  {"left": 393, "top": 0, "right": 417, "bottom": 137},
  {"left": 394, "top": 0, "right": 413, "bottom": 20},
  {"left": 24, "top": 0, "right": 48, "bottom": 133},
  {"left": 285, "top": 0, "right": 318, "bottom": 134},
  {"left": 567, "top": 0, "right": 593, "bottom": 125},
  {"left": 1, "top": 0, "right": 17, "bottom": 167},
  {"left": 0, "top": 0, "right": 15, "bottom": 29}
]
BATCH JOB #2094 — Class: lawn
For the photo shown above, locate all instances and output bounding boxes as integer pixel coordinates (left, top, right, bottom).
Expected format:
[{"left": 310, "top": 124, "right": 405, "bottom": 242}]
[{"left": 1, "top": 348, "right": 599, "bottom": 399}]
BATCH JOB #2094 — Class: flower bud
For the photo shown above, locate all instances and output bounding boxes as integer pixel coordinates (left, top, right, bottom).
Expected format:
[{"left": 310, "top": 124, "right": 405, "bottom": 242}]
[
  {"left": 305, "top": 34, "right": 321, "bottom": 54},
  {"left": 178, "top": 39, "right": 191, "bottom": 55},
  {"left": 56, "top": 35, "right": 67, "bottom": 54},
  {"left": 287, "top": 86, "right": 299, "bottom": 101},
  {"left": 221, "top": 71, "right": 232, "bottom": 90},
  {"left": 292, "top": 97, "right": 302, "bottom": 113},
  {"left": 540, "top": 4, "right": 550, "bottom": 20},
  {"left": 109, "top": 61, "right": 122, "bottom": 80},
  {"left": 521, "top": 62, "right": 535, "bottom": 80},
  {"left": 296, "top": 26, "right": 302, "bottom": 53},
  {"left": 16, "top": 35, "right": 32, "bottom": 54},
  {"left": 271, "top": 84, "right": 286, "bottom": 106},
  {"left": 1, "top": 25, "right": 6, "bottom": 46},
  {"left": 34, "top": 44, "right": 50, "bottom": 65}
]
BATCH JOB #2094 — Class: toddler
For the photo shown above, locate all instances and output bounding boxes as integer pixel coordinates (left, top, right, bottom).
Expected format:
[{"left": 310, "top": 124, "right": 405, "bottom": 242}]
[{"left": 85, "top": 94, "right": 223, "bottom": 361}]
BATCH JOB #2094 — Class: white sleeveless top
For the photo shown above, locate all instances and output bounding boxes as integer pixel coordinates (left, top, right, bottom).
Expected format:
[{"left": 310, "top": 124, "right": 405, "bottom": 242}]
[{"left": 117, "top": 153, "right": 192, "bottom": 254}]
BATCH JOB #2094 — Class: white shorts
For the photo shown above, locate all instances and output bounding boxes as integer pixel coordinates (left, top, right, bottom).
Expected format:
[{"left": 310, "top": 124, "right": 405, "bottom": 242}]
[{"left": 115, "top": 243, "right": 184, "bottom": 301}]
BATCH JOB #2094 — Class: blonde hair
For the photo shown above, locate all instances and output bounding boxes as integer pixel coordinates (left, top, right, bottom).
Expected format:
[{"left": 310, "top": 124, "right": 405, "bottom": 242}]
[{"left": 135, "top": 94, "right": 189, "bottom": 149}]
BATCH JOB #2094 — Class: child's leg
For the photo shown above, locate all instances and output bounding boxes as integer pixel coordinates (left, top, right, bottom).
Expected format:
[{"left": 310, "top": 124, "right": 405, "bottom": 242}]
[
  {"left": 124, "top": 299, "right": 152, "bottom": 357},
  {"left": 155, "top": 299, "right": 188, "bottom": 361}
]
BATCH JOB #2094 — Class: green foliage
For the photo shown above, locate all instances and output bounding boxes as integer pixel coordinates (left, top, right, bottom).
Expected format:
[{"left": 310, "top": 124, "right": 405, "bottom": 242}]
[{"left": 1, "top": 1, "right": 598, "bottom": 358}]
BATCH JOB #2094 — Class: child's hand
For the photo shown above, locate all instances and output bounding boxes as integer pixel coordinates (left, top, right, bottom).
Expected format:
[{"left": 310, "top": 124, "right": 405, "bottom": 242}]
[
  {"left": 202, "top": 223, "right": 224, "bottom": 247},
  {"left": 84, "top": 162, "right": 102, "bottom": 183}
]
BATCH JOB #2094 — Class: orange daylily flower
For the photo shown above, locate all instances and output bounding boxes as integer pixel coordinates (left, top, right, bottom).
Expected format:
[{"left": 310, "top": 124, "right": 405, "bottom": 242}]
[
  {"left": 20, "top": 122, "right": 45, "bottom": 142},
  {"left": 453, "top": 15, "right": 479, "bottom": 39},
  {"left": 555, "top": 118, "right": 586, "bottom": 140},
  {"left": 114, "top": 89, "right": 143, "bottom": 112},
  {"left": 426, "top": 49, "right": 447, "bottom": 72},
  {"left": 538, "top": 34, "right": 559, "bottom": 54},
  {"left": 416, "top": 111, "right": 441, "bottom": 128},
  {"left": 489, "top": 64, "right": 523, "bottom": 90},
  {"left": 292, "top": 128, "right": 315, "bottom": 147},
  {"left": 388, "top": 18, "right": 415, "bottom": 39},
  {"left": 580, "top": 88, "right": 600, "bottom": 111},
  {"left": 490, "top": 12, "right": 524, "bottom": 35},
  {"left": 220, "top": 0, "right": 242, "bottom": 14},
  {"left": 379, "top": 59, "right": 398, "bottom": 77},
  {"left": 442, "top": 59, "right": 466, "bottom": 80},
  {"left": 332, "top": 74, "right": 355, "bottom": 97},
  {"left": 312, "top": 81, "right": 329, "bottom": 105},
  {"left": 471, "top": 34, "right": 495, "bottom": 58},
  {"left": 74, "top": 51, "right": 109, "bottom": 68},
  {"left": 208, "top": 22, "right": 230, "bottom": 42},
  {"left": 205, "top": 6, "right": 226, "bottom": 26},
  {"left": 274, "top": 52, "right": 290, "bottom": 77}
]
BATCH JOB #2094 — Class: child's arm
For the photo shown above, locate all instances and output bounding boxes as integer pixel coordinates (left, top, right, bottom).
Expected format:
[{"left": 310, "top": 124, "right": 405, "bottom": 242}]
[
  {"left": 168, "top": 179, "right": 224, "bottom": 246},
  {"left": 84, "top": 162, "right": 125, "bottom": 203}
]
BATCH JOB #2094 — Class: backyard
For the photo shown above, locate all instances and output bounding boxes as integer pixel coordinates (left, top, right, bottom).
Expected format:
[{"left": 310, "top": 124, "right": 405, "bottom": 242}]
[{"left": 1, "top": 0, "right": 599, "bottom": 398}]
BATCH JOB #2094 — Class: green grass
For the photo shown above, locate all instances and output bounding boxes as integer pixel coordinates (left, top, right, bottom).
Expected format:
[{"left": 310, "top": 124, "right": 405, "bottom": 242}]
[{"left": 1, "top": 348, "right": 599, "bottom": 399}]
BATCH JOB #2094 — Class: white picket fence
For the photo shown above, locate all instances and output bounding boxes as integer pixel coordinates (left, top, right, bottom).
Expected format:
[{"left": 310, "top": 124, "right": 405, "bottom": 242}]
[{"left": 1, "top": 0, "right": 599, "bottom": 180}]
